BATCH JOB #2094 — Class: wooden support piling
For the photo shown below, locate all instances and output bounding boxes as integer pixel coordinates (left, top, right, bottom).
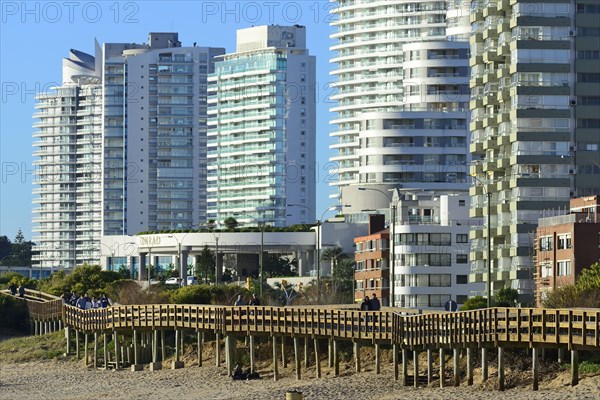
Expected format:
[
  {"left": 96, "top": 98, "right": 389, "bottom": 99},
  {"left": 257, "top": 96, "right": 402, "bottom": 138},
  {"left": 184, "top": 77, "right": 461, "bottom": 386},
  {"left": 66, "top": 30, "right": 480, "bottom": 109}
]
[
  {"left": 65, "top": 326, "right": 71, "bottom": 355},
  {"left": 453, "top": 348, "right": 460, "bottom": 387},
  {"left": 197, "top": 331, "right": 204, "bottom": 367},
  {"left": 467, "top": 348, "right": 474, "bottom": 386},
  {"left": 333, "top": 340, "right": 339, "bottom": 377},
  {"left": 328, "top": 337, "right": 333, "bottom": 368},
  {"left": 249, "top": 335, "right": 256, "bottom": 374},
  {"left": 427, "top": 349, "right": 433, "bottom": 385},
  {"left": 498, "top": 347, "right": 505, "bottom": 391},
  {"left": 113, "top": 331, "right": 120, "bottom": 370},
  {"left": 401, "top": 349, "right": 408, "bottom": 386},
  {"left": 314, "top": 338, "right": 321, "bottom": 379},
  {"left": 84, "top": 334, "right": 89, "bottom": 366},
  {"left": 172, "top": 330, "right": 183, "bottom": 369},
  {"left": 215, "top": 333, "right": 221, "bottom": 367},
  {"left": 93, "top": 333, "right": 99, "bottom": 368},
  {"left": 294, "top": 336, "right": 301, "bottom": 380},
  {"left": 103, "top": 333, "right": 108, "bottom": 369},
  {"left": 282, "top": 337, "right": 287, "bottom": 368},
  {"left": 439, "top": 348, "right": 445, "bottom": 388},
  {"left": 392, "top": 344, "right": 398, "bottom": 381},
  {"left": 375, "top": 343, "right": 380, "bottom": 375},
  {"left": 481, "top": 347, "right": 488, "bottom": 382},
  {"left": 161, "top": 330, "right": 166, "bottom": 362},
  {"left": 133, "top": 330, "right": 139, "bottom": 366},
  {"left": 272, "top": 336, "right": 279, "bottom": 381},
  {"left": 75, "top": 330, "right": 80, "bottom": 359},
  {"left": 354, "top": 342, "right": 361, "bottom": 373},
  {"left": 532, "top": 347, "right": 539, "bottom": 391},
  {"left": 413, "top": 350, "right": 419, "bottom": 388},
  {"left": 571, "top": 349, "right": 579, "bottom": 386},
  {"left": 304, "top": 336, "right": 309, "bottom": 367}
]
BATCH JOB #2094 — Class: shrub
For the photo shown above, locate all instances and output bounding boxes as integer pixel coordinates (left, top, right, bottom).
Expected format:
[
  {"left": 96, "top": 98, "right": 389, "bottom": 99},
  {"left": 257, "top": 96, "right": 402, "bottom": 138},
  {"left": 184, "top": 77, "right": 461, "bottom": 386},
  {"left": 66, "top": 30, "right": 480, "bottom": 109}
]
[
  {"left": 543, "top": 262, "right": 600, "bottom": 308},
  {"left": 460, "top": 296, "right": 488, "bottom": 311},
  {"left": 0, "top": 294, "right": 29, "bottom": 331}
]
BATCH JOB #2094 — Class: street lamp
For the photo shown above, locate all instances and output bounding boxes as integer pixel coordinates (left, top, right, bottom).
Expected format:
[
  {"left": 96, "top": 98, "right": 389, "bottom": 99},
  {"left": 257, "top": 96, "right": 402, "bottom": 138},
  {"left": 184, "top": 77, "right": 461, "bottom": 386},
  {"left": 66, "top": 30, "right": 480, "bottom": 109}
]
[
  {"left": 167, "top": 234, "right": 185, "bottom": 286},
  {"left": 233, "top": 214, "right": 266, "bottom": 298},
  {"left": 287, "top": 204, "right": 349, "bottom": 303},
  {"left": 358, "top": 187, "right": 397, "bottom": 307},
  {"left": 471, "top": 175, "right": 493, "bottom": 308}
]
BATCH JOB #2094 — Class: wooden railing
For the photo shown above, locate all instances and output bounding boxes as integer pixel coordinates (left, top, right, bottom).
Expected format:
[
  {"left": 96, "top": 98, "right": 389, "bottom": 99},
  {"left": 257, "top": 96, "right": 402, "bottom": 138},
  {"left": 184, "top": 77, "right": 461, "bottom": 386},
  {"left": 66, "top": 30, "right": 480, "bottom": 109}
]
[{"left": 60, "top": 304, "right": 600, "bottom": 350}]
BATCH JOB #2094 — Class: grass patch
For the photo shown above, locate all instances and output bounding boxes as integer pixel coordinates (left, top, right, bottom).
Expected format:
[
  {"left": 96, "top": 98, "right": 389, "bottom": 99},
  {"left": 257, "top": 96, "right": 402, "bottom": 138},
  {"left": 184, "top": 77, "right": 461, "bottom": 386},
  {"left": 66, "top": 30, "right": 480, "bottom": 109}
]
[
  {"left": 0, "top": 331, "right": 66, "bottom": 363},
  {"left": 580, "top": 361, "right": 600, "bottom": 374}
]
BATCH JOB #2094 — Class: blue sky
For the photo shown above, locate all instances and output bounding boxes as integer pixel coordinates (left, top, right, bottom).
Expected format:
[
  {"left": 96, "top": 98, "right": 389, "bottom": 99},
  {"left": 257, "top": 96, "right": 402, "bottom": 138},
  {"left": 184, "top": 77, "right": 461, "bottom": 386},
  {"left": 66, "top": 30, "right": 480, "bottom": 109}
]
[{"left": 0, "top": 1, "right": 337, "bottom": 240}]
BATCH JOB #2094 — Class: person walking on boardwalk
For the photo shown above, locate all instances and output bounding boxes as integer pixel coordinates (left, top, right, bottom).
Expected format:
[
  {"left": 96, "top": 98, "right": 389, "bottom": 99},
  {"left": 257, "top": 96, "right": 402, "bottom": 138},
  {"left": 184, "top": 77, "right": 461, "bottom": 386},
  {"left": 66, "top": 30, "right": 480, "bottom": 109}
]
[
  {"left": 248, "top": 293, "right": 260, "bottom": 306},
  {"left": 99, "top": 294, "right": 111, "bottom": 308},
  {"left": 8, "top": 282, "right": 17, "bottom": 296},
  {"left": 17, "top": 284, "right": 25, "bottom": 298},
  {"left": 360, "top": 296, "right": 370, "bottom": 311},
  {"left": 234, "top": 294, "right": 244, "bottom": 306},
  {"left": 370, "top": 293, "right": 381, "bottom": 311}
]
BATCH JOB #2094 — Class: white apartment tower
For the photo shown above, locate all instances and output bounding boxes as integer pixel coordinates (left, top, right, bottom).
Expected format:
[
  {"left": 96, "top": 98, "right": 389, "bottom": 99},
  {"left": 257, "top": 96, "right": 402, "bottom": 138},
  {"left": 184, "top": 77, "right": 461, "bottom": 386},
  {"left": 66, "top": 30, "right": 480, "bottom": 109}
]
[
  {"left": 32, "top": 34, "right": 225, "bottom": 269},
  {"left": 329, "top": 0, "right": 450, "bottom": 204},
  {"left": 207, "top": 25, "right": 317, "bottom": 226}
]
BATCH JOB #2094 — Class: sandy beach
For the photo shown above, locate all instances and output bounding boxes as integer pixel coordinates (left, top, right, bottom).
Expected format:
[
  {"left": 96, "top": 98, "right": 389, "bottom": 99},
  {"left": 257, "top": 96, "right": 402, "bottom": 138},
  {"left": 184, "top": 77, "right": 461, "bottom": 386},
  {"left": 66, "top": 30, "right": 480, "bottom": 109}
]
[{"left": 1, "top": 354, "right": 599, "bottom": 400}]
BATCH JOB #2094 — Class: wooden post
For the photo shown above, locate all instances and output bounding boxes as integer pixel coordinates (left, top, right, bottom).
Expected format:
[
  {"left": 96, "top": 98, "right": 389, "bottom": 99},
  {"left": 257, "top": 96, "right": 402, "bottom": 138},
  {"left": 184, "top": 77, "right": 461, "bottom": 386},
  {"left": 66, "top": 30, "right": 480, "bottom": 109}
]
[
  {"left": 114, "top": 331, "right": 120, "bottom": 370},
  {"left": 93, "top": 333, "right": 99, "bottom": 368},
  {"left": 401, "top": 349, "right": 408, "bottom": 386},
  {"left": 150, "top": 330, "right": 161, "bottom": 371},
  {"left": 354, "top": 342, "right": 361, "bottom": 373},
  {"left": 65, "top": 326, "right": 71, "bottom": 355},
  {"left": 197, "top": 331, "right": 204, "bottom": 367},
  {"left": 215, "top": 332, "right": 221, "bottom": 366},
  {"left": 467, "top": 348, "right": 474, "bottom": 386},
  {"left": 249, "top": 335, "right": 256, "bottom": 374},
  {"left": 328, "top": 337, "right": 333, "bottom": 368},
  {"left": 34, "top": 321, "right": 39, "bottom": 336},
  {"left": 304, "top": 336, "right": 309, "bottom": 367},
  {"left": 84, "top": 334, "right": 89, "bottom": 366},
  {"left": 571, "top": 349, "right": 579, "bottom": 386},
  {"left": 172, "top": 330, "right": 183, "bottom": 369},
  {"left": 161, "top": 330, "right": 166, "bottom": 362},
  {"left": 133, "top": 330, "right": 139, "bottom": 366},
  {"left": 282, "top": 337, "right": 287, "bottom": 368},
  {"left": 272, "top": 336, "right": 279, "bottom": 381},
  {"left": 558, "top": 348, "right": 564, "bottom": 363},
  {"left": 498, "top": 347, "right": 505, "bottom": 391},
  {"left": 103, "top": 333, "right": 108, "bottom": 369},
  {"left": 294, "top": 337, "right": 301, "bottom": 380},
  {"left": 333, "top": 340, "right": 340, "bottom": 377},
  {"left": 439, "top": 348, "right": 445, "bottom": 388},
  {"left": 481, "top": 347, "right": 488, "bottom": 382},
  {"left": 76, "top": 330, "right": 80, "bottom": 359},
  {"left": 532, "top": 347, "right": 539, "bottom": 391},
  {"left": 427, "top": 349, "right": 433, "bottom": 385},
  {"left": 226, "top": 335, "right": 235, "bottom": 376},
  {"left": 453, "top": 348, "right": 460, "bottom": 387},
  {"left": 393, "top": 344, "right": 399, "bottom": 381},
  {"left": 314, "top": 338, "right": 321, "bottom": 379},
  {"left": 413, "top": 350, "right": 419, "bottom": 388},
  {"left": 375, "top": 343, "right": 381, "bottom": 375}
]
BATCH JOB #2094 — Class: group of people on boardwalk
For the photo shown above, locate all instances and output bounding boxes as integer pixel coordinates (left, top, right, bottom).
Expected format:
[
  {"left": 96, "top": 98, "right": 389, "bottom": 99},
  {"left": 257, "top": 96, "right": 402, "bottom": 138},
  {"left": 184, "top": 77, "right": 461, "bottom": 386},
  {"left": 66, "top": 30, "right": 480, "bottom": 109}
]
[
  {"left": 62, "top": 292, "right": 111, "bottom": 309},
  {"left": 234, "top": 293, "right": 261, "bottom": 306},
  {"left": 360, "top": 294, "right": 381, "bottom": 311},
  {"left": 7, "top": 282, "right": 25, "bottom": 298}
]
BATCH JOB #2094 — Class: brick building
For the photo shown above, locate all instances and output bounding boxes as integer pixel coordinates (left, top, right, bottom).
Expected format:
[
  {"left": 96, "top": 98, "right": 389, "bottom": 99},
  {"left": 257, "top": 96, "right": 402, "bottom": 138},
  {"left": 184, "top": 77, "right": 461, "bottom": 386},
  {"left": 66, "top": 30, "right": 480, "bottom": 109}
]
[
  {"left": 354, "top": 215, "right": 389, "bottom": 306},
  {"left": 536, "top": 196, "right": 600, "bottom": 306}
]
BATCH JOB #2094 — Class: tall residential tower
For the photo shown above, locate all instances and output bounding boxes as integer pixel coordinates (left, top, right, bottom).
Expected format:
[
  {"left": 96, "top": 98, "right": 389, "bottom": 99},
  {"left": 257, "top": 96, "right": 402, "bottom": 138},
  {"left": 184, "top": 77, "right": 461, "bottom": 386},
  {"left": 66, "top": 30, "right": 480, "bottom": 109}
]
[{"left": 207, "top": 25, "right": 316, "bottom": 226}]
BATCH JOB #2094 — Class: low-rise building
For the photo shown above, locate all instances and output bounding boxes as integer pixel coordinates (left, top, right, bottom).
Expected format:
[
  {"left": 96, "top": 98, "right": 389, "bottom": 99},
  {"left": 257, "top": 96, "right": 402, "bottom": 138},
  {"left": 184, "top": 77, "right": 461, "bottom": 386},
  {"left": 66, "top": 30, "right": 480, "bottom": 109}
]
[
  {"left": 535, "top": 196, "right": 600, "bottom": 306},
  {"left": 354, "top": 215, "right": 389, "bottom": 306}
]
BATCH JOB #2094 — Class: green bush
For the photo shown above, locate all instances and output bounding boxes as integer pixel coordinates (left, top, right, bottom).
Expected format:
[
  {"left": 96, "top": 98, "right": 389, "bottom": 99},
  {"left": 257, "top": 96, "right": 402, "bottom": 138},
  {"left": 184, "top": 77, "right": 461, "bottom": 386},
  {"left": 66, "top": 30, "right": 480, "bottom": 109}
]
[
  {"left": 0, "top": 294, "right": 29, "bottom": 331},
  {"left": 543, "top": 262, "right": 600, "bottom": 308},
  {"left": 38, "top": 264, "right": 124, "bottom": 298},
  {"left": 460, "top": 296, "right": 488, "bottom": 311},
  {"left": 169, "top": 284, "right": 250, "bottom": 305}
]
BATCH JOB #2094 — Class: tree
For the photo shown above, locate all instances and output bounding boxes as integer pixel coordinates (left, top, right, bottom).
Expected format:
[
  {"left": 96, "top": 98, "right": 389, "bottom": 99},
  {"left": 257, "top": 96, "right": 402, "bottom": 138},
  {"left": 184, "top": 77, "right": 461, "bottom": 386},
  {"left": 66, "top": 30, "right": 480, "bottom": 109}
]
[
  {"left": 10, "top": 229, "right": 33, "bottom": 266},
  {"left": 332, "top": 258, "right": 355, "bottom": 301},
  {"left": 460, "top": 296, "right": 488, "bottom": 310},
  {"left": 263, "top": 254, "right": 297, "bottom": 278},
  {"left": 223, "top": 217, "right": 238, "bottom": 231},
  {"left": 543, "top": 262, "right": 600, "bottom": 308},
  {"left": 321, "top": 246, "right": 346, "bottom": 274},
  {"left": 495, "top": 287, "right": 519, "bottom": 307},
  {"left": 196, "top": 245, "right": 215, "bottom": 284},
  {"left": 0, "top": 236, "right": 11, "bottom": 262}
]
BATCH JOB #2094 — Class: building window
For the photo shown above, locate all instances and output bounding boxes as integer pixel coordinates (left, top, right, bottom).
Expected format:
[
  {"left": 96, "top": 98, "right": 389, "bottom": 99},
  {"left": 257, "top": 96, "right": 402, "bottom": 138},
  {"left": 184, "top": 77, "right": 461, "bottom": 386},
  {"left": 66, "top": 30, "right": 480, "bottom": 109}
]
[
  {"left": 557, "top": 260, "right": 571, "bottom": 276},
  {"left": 456, "top": 275, "right": 468, "bottom": 284},
  {"left": 557, "top": 234, "right": 572, "bottom": 249},
  {"left": 456, "top": 234, "right": 468, "bottom": 243},
  {"left": 540, "top": 236, "right": 553, "bottom": 251},
  {"left": 456, "top": 254, "right": 468, "bottom": 264},
  {"left": 459, "top": 200, "right": 466, "bottom": 206}
]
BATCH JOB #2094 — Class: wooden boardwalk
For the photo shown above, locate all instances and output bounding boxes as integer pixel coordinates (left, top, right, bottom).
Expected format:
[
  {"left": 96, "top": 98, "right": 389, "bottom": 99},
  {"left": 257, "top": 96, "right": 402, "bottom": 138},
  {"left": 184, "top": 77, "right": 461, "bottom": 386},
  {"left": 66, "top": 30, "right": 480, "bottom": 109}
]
[{"left": 5, "top": 289, "right": 600, "bottom": 390}]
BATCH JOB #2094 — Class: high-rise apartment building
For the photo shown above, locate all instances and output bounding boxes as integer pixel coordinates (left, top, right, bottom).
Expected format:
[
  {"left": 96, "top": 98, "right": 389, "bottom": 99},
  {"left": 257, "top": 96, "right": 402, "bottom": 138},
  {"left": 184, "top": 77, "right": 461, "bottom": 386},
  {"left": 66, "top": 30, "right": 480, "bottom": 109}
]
[
  {"left": 207, "top": 25, "right": 316, "bottom": 226},
  {"left": 469, "top": 1, "right": 600, "bottom": 302},
  {"left": 32, "top": 50, "right": 102, "bottom": 269},
  {"left": 329, "top": 0, "right": 451, "bottom": 205},
  {"left": 32, "top": 33, "right": 225, "bottom": 269}
]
